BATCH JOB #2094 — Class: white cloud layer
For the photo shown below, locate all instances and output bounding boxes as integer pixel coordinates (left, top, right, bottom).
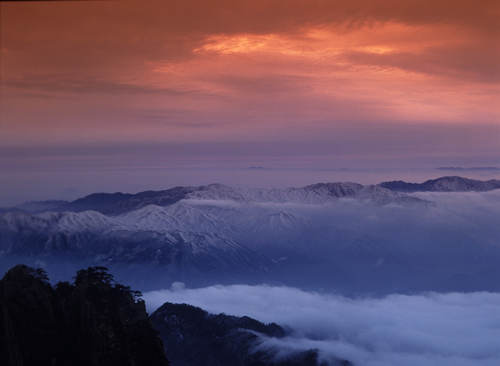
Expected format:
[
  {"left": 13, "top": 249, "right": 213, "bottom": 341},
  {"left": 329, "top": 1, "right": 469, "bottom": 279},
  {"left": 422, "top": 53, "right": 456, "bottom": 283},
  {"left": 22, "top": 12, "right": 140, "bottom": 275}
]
[{"left": 144, "top": 285, "right": 500, "bottom": 366}]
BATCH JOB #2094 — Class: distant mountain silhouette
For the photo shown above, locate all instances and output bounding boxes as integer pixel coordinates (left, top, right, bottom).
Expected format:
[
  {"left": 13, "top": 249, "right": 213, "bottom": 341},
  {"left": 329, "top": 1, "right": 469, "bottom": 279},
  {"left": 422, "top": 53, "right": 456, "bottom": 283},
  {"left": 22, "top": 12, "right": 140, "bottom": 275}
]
[{"left": 378, "top": 176, "right": 500, "bottom": 192}]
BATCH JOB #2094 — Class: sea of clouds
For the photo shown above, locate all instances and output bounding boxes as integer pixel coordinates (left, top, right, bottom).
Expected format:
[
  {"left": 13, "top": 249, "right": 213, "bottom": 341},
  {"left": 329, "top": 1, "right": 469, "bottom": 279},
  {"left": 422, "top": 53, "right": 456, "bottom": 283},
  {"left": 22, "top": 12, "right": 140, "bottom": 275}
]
[{"left": 144, "top": 284, "right": 500, "bottom": 366}]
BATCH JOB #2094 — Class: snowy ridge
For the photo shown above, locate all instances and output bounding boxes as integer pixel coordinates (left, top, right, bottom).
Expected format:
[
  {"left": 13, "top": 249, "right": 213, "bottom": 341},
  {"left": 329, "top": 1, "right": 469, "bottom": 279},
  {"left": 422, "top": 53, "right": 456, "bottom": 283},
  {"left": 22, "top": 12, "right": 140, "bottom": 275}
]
[
  {"left": 184, "top": 182, "right": 406, "bottom": 205},
  {"left": 423, "top": 176, "right": 500, "bottom": 191},
  {"left": 379, "top": 176, "right": 500, "bottom": 192},
  {"left": 0, "top": 207, "right": 271, "bottom": 283},
  {"left": 1, "top": 176, "right": 495, "bottom": 216},
  {"left": 117, "top": 204, "right": 241, "bottom": 236},
  {"left": 0, "top": 210, "right": 118, "bottom": 235},
  {"left": 57, "top": 211, "right": 120, "bottom": 233}
]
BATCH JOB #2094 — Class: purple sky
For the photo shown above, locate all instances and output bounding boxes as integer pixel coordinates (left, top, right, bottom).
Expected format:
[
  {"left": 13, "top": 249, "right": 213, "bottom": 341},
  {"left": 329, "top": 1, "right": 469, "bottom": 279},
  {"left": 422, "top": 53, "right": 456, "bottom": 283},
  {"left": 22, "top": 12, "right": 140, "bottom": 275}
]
[{"left": 1, "top": 0, "right": 499, "bottom": 205}]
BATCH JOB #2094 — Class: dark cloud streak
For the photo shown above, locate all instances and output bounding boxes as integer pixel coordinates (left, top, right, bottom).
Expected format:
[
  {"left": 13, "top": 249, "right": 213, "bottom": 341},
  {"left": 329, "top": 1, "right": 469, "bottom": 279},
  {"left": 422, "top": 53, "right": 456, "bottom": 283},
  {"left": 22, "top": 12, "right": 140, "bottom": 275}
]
[
  {"left": 3, "top": 74, "right": 204, "bottom": 95},
  {"left": 344, "top": 44, "right": 500, "bottom": 83}
]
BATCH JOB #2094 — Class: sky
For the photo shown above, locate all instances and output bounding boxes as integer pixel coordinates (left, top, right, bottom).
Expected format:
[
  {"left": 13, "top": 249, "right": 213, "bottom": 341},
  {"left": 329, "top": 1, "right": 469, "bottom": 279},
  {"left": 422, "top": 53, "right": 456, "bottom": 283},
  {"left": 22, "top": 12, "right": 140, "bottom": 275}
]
[{"left": 1, "top": 0, "right": 499, "bottom": 205}]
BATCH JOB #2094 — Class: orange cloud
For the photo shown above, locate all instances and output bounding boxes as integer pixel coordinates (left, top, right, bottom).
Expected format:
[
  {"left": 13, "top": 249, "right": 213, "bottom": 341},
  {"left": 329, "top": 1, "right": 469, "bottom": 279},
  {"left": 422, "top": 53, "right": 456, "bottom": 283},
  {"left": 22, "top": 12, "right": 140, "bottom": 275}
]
[{"left": 1, "top": 0, "right": 498, "bottom": 150}]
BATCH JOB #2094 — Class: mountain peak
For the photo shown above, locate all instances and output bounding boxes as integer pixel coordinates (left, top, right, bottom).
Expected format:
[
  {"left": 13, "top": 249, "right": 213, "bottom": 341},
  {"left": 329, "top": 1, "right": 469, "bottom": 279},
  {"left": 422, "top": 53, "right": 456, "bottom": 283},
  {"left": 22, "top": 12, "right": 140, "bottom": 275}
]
[
  {"left": 151, "top": 302, "right": 352, "bottom": 366},
  {"left": 379, "top": 176, "right": 500, "bottom": 192}
]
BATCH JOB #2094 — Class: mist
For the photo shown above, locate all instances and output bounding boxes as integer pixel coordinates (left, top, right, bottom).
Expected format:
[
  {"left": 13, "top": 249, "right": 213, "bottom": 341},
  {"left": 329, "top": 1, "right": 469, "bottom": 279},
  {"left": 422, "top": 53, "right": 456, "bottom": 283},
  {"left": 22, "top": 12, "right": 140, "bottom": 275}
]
[
  {"left": 144, "top": 284, "right": 500, "bottom": 366},
  {"left": 181, "top": 189, "right": 500, "bottom": 258}
]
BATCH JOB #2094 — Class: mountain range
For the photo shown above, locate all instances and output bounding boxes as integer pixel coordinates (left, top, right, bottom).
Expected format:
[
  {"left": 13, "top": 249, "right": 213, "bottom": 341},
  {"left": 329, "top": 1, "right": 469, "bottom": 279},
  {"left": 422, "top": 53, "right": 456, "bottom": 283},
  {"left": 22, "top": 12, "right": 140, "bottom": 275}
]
[
  {"left": 379, "top": 176, "right": 500, "bottom": 192},
  {"left": 1, "top": 176, "right": 499, "bottom": 295}
]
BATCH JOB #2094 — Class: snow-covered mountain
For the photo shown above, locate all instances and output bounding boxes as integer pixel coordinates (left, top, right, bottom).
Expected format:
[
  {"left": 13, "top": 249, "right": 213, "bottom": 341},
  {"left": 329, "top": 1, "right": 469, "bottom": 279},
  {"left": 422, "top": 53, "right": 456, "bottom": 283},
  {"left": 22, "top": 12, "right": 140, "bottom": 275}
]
[
  {"left": 184, "top": 182, "right": 366, "bottom": 204},
  {"left": 0, "top": 181, "right": 428, "bottom": 216},
  {"left": 181, "top": 181, "right": 432, "bottom": 207},
  {"left": 0, "top": 208, "right": 271, "bottom": 289},
  {"left": 118, "top": 204, "right": 242, "bottom": 236},
  {"left": 1, "top": 176, "right": 499, "bottom": 294},
  {"left": 379, "top": 176, "right": 500, "bottom": 192}
]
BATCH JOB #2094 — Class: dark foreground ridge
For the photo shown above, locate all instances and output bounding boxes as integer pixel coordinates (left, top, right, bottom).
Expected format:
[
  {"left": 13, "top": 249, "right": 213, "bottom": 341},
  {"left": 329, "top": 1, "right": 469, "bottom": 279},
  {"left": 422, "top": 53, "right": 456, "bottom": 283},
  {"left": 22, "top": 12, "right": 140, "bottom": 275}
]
[
  {"left": 0, "top": 265, "right": 169, "bottom": 366},
  {"left": 0, "top": 265, "right": 354, "bottom": 366},
  {"left": 151, "top": 302, "right": 353, "bottom": 366}
]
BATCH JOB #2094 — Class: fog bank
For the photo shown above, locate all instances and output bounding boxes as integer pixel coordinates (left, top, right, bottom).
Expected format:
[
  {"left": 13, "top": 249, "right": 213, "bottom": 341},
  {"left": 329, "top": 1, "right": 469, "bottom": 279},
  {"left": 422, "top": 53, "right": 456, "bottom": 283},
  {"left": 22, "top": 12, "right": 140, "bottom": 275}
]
[{"left": 144, "top": 285, "right": 500, "bottom": 366}]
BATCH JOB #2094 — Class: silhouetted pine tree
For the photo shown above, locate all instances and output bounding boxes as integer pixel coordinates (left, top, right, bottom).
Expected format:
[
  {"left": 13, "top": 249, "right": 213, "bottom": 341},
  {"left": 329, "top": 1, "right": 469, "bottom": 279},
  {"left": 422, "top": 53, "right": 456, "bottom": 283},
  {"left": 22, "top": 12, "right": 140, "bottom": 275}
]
[{"left": 0, "top": 265, "right": 169, "bottom": 366}]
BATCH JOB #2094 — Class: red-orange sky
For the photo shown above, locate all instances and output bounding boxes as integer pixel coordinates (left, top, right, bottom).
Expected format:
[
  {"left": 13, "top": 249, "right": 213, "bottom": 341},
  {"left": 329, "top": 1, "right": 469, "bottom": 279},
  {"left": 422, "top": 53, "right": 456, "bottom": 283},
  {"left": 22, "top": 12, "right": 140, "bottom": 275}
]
[{"left": 0, "top": 0, "right": 499, "bottom": 204}]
